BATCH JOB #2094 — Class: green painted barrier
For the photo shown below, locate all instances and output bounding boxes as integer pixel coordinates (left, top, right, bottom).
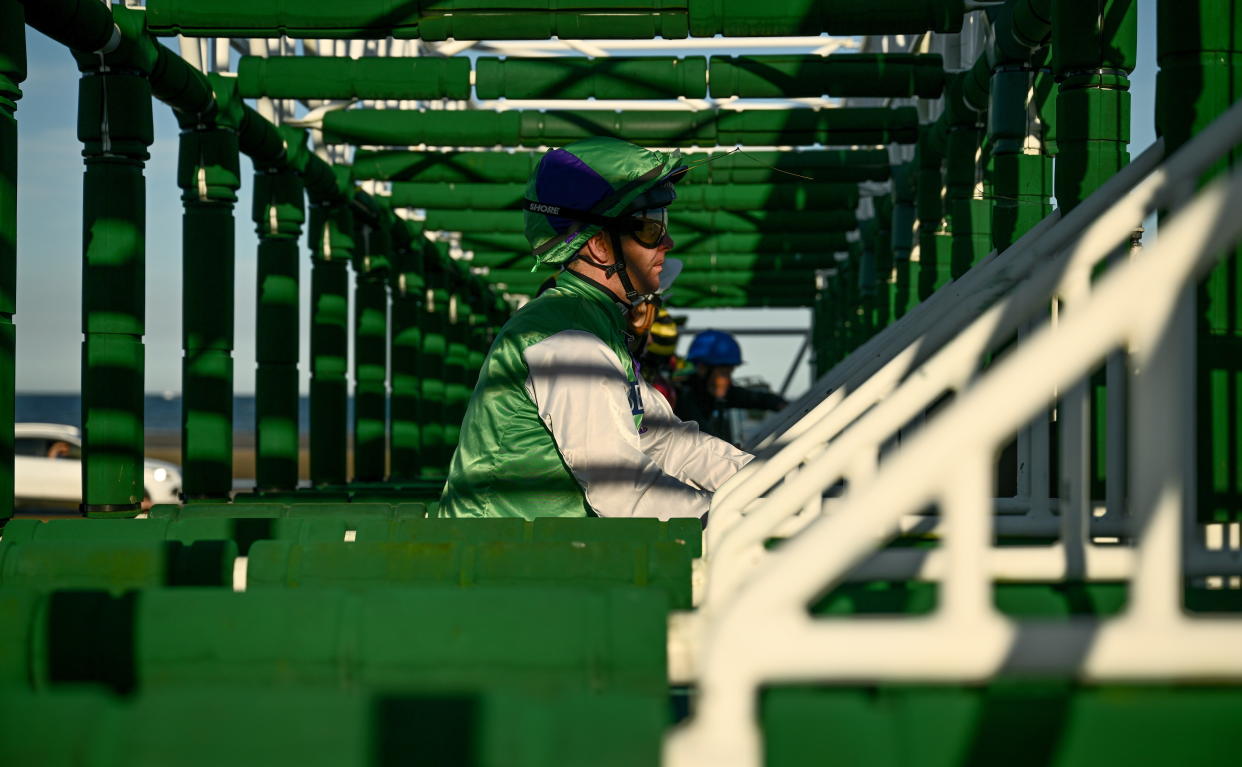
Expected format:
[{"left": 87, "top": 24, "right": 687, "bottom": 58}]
[
  {"left": 247, "top": 540, "right": 694, "bottom": 608},
  {"left": 323, "top": 107, "right": 919, "bottom": 148},
  {"left": 0, "top": 540, "right": 235, "bottom": 590},
  {"left": 0, "top": 687, "right": 666, "bottom": 767},
  {"left": 145, "top": 0, "right": 965, "bottom": 40},
  {"left": 0, "top": 586, "right": 667, "bottom": 693},
  {"left": 237, "top": 55, "right": 470, "bottom": 99}
]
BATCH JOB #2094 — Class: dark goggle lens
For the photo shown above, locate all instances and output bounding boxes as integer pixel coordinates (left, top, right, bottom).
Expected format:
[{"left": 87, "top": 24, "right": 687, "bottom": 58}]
[{"left": 628, "top": 211, "right": 668, "bottom": 248}]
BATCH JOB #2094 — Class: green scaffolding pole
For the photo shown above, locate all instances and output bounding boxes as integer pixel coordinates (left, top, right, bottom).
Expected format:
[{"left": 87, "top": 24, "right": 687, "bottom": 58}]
[
  {"left": 890, "top": 161, "right": 917, "bottom": 319},
  {"left": 1155, "top": 0, "right": 1242, "bottom": 522},
  {"left": 252, "top": 127, "right": 306, "bottom": 492},
  {"left": 915, "top": 121, "right": 951, "bottom": 301},
  {"left": 389, "top": 219, "right": 424, "bottom": 482},
  {"left": 420, "top": 243, "right": 450, "bottom": 478},
  {"left": 143, "top": 0, "right": 967, "bottom": 40},
  {"left": 75, "top": 48, "right": 153, "bottom": 517},
  {"left": 0, "top": 0, "right": 23, "bottom": 526},
  {"left": 177, "top": 75, "right": 242, "bottom": 500},
  {"left": 307, "top": 169, "right": 353, "bottom": 487},
  {"left": 351, "top": 194, "right": 391, "bottom": 484}
]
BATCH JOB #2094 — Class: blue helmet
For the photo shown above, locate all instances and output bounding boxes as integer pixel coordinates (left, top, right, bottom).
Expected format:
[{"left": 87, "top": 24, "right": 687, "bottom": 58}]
[{"left": 686, "top": 330, "right": 742, "bottom": 366}]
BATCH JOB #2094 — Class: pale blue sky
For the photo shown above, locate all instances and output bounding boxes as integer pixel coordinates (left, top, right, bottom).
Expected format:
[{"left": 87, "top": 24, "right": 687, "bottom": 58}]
[{"left": 13, "top": 4, "right": 1158, "bottom": 395}]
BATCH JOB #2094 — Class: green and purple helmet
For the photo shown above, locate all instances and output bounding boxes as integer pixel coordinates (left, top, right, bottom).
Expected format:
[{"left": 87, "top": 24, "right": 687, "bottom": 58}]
[{"left": 523, "top": 137, "right": 687, "bottom": 266}]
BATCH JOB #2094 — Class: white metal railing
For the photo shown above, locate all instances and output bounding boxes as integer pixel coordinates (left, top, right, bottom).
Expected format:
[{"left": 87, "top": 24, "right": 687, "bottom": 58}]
[
  {"left": 693, "top": 100, "right": 1242, "bottom": 625},
  {"left": 665, "top": 130, "right": 1242, "bottom": 767}
]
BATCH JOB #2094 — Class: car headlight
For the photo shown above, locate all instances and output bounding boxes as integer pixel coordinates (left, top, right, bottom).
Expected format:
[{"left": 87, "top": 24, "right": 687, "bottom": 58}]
[{"left": 153, "top": 468, "right": 168, "bottom": 483}]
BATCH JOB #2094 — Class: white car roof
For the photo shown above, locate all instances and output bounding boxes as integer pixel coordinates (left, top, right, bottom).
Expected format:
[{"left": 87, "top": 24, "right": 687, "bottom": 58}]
[{"left": 15, "top": 423, "right": 82, "bottom": 440}]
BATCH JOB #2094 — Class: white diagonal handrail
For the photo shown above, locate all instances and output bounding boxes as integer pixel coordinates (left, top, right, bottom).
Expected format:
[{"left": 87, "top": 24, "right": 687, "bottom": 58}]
[
  {"left": 666, "top": 138, "right": 1242, "bottom": 767},
  {"left": 705, "top": 99, "right": 1242, "bottom": 577}
]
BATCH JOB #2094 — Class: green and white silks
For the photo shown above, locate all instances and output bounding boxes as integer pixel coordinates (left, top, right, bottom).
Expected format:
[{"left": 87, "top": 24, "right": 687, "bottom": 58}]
[{"left": 440, "top": 271, "right": 751, "bottom": 519}]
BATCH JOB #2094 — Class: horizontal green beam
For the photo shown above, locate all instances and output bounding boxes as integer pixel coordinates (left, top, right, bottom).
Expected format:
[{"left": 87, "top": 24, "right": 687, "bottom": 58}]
[
  {"left": 476, "top": 56, "right": 705, "bottom": 100},
  {"left": 709, "top": 53, "right": 944, "bottom": 98},
  {"left": 465, "top": 251, "right": 844, "bottom": 270},
  {"left": 480, "top": 268, "right": 819, "bottom": 287},
  {"left": 323, "top": 107, "right": 919, "bottom": 148},
  {"left": 422, "top": 209, "right": 856, "bottom": 233},
  {"left": 146, "top": 0, "right": 965, "bottom": 40},
  {"left": 457, "top": 230, "right": 853, "bottom": 254},
  {"left": 354, "top": 148, "right": 891, "bottom": 183},
  {"left": 388, "top": 181, "right": 858, "bottom": 211},
  {"left": 237, "top": 56, "right": 470, "bottom": 100}
]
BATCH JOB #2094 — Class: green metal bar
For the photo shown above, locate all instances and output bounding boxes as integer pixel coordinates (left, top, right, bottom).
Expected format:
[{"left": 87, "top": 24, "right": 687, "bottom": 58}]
[
  {"left": 915, "top": 121, "right": 950, "bottom": 302},
  {"left": 75, "top": 48, "right": 153, "bottom": 518},
  {"left": 307, "top": 170, "right": 354, "bottom": 487},
  {"left": 459, "top": 230, "right": 852, "bottom": 256},
  {"left": 942, "top": 74, "right": 990, "bottom": 281},
  {"left": 709, "top": 53, "right": 944, "bottom": 99},
  {"left": 423, "top": 209, "right": 857, "bottom": 234},
  {"left": 388, "top": 180, "right": 859, "bottom": 211},
  {"left": 322, "top": 107, "right": 920, "bottom": 148},
  {"left": 1051, "top": 0, "right": 1135, "bottom": 212},
  {"left": 476, "top": 56, "right": 706, "bottom": 100},
  {"left": 890, "top": 162, "right": 916, "bottom": 319},
  {"left": 353, "top": 148, "right": 891, "bottom": 184},
  {"left": 144, "top": 0, "right": 966, "bottom": 40},
  {"left": 1155, "top": 0, "right": 1242, "bottom": 521},
  {"left": 1053, "top": 0, "right": 1136, "bottom": 507},
  {"left": 177, "top": 75, "right": 242, "bottom": 500},
  {"left": 351, "top": 195, "right": 390, "bottom": 484},
  {"left": 238, "top": 55, "right": 470, "bottom": 100},
  {"left": 0, "top": 0, "right": 23, "bottom": 527},
  {"left": 420, "top": 242, "right": 450, "bottom": 477},
  {"left": 252, "top": 127, "right": 305, "bottom": 493},
  {"left": 389, "top": 219, "right": 424, "bottom": 482}
]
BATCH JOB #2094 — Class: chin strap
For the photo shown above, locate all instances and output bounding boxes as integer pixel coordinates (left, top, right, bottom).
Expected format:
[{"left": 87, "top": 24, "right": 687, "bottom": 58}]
[{"left": 573, "top": 230, "right": 660, "bottom": 311}]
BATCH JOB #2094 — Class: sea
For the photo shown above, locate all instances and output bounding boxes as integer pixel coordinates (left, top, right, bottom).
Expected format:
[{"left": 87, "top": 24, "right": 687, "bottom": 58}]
[{"left": 15, "top": 393, "right": 326, "bottom": 434}]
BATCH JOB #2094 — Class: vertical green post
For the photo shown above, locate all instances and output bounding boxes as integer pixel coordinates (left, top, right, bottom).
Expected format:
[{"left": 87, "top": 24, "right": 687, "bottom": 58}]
[
  {"left": 419, "top": 241, "right": 448, "bottom": 477},
  {"left": 988, "top": 3, "right": 1054, "bottom": 253},
  {"left": 177, "top": 75, "right": 241, "bottom": 500},
  {"left": 871, "top": 193, "right": 894, "bottom": 331},
  {"left": 1053, "top": 0, "right": 1137, "bottom": 505},
  {"left": 351, "top": 195, "right": 390, "bottom": 484},
  {"left": 1051, "top": 0, "right": 1136, "bottom": 212},
  {"left": 252, "top": 127, "right": 305, "bottom": 492},
  {"left": 1156, "top": 0, "right": 1242, "bottom": 521},
  {"left": 307, "top": 167, "right": 353, "bottom": 487},
  {"left": 890, "top": 162, "right": 916, "bottom": 319},
  {"left": 75, "top": 43, "right": 154, "bottom": 517},
  {"left": 0, "top": 0, "right": 23, "bottom": 526},
  {"left": 944, "top": 73, "right": 991, "bottom": 280},
  {"left": 915, "top": 120, "right": 951, "bottom": 301},
  {"left": 389, "top": 218, "right": 424, "bottom": 482}
]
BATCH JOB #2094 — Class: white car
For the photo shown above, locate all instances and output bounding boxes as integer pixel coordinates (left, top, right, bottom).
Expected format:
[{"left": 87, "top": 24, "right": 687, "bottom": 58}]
[{"left": 14, "top": 423, "right": 182, "bottom": 508}]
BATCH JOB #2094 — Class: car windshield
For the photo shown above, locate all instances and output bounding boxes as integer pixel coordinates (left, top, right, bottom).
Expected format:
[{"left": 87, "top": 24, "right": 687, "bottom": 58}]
[{"left": 16, "top": 436, "right": 81, "bottom": 460}]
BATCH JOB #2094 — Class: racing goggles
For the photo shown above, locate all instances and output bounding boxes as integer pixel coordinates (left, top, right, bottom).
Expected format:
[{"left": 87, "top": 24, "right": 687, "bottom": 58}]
[{"left": 623, "top": 208, "right": 669, "bottom": 249}]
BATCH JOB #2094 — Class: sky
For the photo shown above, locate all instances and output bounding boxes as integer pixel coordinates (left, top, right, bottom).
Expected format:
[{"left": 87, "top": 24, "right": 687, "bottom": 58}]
[{"left": 12, "top": 4, "right": 1158, "bottom": 396}]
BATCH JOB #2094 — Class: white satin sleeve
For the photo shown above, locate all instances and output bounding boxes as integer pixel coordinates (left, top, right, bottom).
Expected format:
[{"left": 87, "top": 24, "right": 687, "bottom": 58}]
[
  {"left": 523, "top": 329, "right": 715, "bottom": 519},
  {"left": 637, "top": 375, "right": 753, "bottom": 491}
]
